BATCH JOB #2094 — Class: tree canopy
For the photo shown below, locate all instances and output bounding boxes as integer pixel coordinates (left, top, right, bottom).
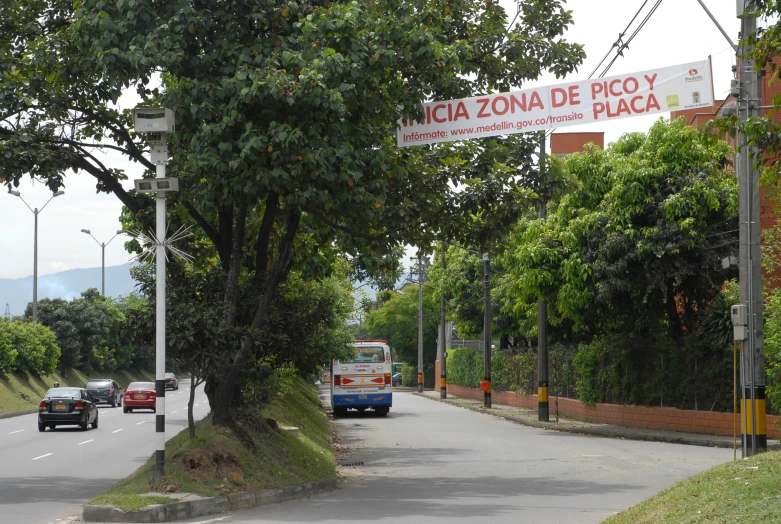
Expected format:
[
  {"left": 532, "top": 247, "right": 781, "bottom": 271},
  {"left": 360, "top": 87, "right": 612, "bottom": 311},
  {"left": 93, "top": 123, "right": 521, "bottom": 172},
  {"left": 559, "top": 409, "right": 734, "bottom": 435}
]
[{"left": 1, "top": 0, "right": 585, "bottom": 422}]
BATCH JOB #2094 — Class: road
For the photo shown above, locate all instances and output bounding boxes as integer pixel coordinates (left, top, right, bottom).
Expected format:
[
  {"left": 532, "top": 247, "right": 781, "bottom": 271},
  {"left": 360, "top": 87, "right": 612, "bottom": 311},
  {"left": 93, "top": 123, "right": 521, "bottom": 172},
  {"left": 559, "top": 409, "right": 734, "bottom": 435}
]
[
  {"left": 173, "top": 388, "right": 732, "bottom": 524},
  {"left": 0, "top": 378, "right": 208, "bottom": 524}
]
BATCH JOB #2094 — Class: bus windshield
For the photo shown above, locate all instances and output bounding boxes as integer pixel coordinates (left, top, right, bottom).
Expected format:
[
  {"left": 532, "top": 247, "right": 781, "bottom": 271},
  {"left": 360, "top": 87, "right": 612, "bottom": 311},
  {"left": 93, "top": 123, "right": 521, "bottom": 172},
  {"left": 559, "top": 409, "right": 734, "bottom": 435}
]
[{"left": 341, "top": 346, "right": 385, "bottom": 363}]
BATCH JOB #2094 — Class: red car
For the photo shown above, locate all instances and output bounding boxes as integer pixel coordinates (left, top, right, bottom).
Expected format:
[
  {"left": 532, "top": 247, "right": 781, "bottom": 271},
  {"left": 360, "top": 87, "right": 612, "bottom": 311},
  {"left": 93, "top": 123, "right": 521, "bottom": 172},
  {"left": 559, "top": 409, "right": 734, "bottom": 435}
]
[{"left": 123, "top": 382, "right": 156, "bottom": 413}]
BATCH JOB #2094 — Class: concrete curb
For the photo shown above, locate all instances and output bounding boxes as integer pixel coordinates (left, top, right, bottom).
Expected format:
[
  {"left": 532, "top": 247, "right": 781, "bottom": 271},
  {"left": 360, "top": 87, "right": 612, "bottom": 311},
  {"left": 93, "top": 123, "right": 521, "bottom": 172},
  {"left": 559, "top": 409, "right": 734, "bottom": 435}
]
[
  {"left": 0, "top": 409, "right": 37, "bottom": 420},
  {"left": 82, "top": 478, "right": 337, "bottom": 523},
  {"left": 414, "top": 392, "right": 781, "bottom": 451}
]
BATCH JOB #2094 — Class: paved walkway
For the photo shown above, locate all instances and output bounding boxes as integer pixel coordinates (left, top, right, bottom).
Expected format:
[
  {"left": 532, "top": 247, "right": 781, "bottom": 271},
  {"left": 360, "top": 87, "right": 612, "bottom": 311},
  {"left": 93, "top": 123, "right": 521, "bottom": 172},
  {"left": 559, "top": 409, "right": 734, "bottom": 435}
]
[{"left": 416, "top": 390, "right": 780, "bottom": 452}]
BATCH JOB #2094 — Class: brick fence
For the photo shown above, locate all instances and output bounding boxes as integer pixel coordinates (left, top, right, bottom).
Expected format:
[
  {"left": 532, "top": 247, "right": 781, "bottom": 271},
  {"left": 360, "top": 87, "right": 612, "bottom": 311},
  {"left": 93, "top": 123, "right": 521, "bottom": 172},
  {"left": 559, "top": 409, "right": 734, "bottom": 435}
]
[{"left": 441, "top": 378, "right": 781, "bottom": 439}]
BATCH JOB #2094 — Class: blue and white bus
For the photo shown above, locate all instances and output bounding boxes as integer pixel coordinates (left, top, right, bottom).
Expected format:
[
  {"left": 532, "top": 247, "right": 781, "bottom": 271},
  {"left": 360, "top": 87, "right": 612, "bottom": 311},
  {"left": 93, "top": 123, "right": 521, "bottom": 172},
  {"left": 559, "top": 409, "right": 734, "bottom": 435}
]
[{"left": 331, "top": 340, "right": 392, "bottom": 416}]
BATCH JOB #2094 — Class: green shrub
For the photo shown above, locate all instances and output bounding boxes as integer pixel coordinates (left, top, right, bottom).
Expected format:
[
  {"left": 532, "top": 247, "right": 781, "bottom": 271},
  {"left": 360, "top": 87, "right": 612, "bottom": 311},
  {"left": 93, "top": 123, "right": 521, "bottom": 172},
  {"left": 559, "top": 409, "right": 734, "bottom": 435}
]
[
  {"left": 400, "top": 363, "right": 435, "bottom": 387},
  {"left": 0, "top": 319, "right": 19, "bottom": 374},
  {"left": 7, "top": 321, "right": 60, "bottom": 375},
  {"left": 446, "top": 348, "right": 483, "bottom": 388},
  {"left": 401, "top": 364, "right": 417, "bottom": 387}
]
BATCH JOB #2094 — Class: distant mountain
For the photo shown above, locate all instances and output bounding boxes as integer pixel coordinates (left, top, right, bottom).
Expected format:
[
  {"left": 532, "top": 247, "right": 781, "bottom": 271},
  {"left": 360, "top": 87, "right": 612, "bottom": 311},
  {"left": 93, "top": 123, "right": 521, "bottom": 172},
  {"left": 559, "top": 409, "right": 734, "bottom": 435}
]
[{"left": 0, "top": 263, "right": 139, "bottom": 317}]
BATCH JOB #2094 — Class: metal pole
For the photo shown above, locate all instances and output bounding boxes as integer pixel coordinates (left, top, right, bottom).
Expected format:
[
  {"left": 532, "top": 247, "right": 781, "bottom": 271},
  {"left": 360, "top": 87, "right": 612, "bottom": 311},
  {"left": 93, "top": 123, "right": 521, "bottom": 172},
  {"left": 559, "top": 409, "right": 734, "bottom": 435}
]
[
  {"left": 737, "top": 9, "right": 766, "bottom": 456},
  {"left": 538, "top": 131, "right": 549, "bottom": 421},
  {"left": 154, "top": 162, "right": 167, "bottom": 481},
  {"left": 417, "top": 252, "right": 424, "bottom": 393},
  {"left": 483, "top": 252, "right": 491, "bottom": 408},
  {"left": 440, "top": 242, "right": 447, "bottom": 399},
  {"left": 33, "top": 209, "right": 38, "bottom": 322},
  {"left": 101, "top": 243, "right": 106, "bottom": 296}
]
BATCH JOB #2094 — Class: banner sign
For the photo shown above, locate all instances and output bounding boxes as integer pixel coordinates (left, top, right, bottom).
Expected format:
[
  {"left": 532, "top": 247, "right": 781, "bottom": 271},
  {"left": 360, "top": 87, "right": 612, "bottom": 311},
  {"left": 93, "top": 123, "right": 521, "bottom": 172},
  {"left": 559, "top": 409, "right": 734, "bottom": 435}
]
[{"left": 396, "top": 60, "right": 714, "bottom": 147}]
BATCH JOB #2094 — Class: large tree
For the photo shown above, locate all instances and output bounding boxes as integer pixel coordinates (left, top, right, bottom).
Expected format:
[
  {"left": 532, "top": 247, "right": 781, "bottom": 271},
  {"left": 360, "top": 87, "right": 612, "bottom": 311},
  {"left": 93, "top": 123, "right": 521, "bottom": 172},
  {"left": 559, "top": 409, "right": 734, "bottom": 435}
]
[{"left": 2, "top": 0, "right": 584, "bottom": 423}]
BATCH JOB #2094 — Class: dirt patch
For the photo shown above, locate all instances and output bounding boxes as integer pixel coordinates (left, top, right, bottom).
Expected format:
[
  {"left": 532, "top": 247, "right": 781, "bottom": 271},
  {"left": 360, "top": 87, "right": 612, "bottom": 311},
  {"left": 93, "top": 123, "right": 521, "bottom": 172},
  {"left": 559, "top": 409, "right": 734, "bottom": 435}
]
[{"left": 171, "top": 441, "right": 243, "bottom": 487}]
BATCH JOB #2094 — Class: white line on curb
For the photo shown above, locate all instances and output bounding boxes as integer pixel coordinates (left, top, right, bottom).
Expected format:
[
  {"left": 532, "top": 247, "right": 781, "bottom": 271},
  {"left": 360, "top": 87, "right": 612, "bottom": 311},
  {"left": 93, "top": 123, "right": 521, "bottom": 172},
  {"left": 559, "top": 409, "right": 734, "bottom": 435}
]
[
  {"left": 32, "top": 453, "right": 52, "bottom": 460},
  {"left": 112, "top": 429, "right": 124, "bottom": 434},
  {"left": 78, "top": 439, "right": 94, "bottom": 446},
  {"left": 8, "top": 430, "right": 24, "bottom": 435}
]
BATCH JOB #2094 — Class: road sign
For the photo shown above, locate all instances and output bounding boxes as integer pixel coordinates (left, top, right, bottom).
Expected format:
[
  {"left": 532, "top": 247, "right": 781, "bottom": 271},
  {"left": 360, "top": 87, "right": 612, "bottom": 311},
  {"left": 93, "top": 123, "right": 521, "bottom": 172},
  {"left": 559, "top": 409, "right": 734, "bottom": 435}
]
[{"left": 397, "top": 59, "right": 714, "bottom": 147}]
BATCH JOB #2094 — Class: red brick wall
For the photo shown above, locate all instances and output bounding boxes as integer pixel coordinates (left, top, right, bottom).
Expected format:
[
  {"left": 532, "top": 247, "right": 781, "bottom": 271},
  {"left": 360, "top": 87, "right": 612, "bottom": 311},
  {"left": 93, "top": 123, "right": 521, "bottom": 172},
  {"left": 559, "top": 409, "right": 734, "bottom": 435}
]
[
  {"left": 550, "top": 132, "right": 604, "bottom": 155},
  {"left": 446, "top": 384, "right": 781, "bottom": 439}
]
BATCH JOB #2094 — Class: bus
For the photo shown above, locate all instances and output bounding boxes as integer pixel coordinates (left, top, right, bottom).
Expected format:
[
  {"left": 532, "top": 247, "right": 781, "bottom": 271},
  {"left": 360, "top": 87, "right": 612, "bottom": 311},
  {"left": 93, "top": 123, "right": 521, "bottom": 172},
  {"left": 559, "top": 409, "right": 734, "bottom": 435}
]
[{"left": 331, "top": 340, "right": 392, "bottom": 416}]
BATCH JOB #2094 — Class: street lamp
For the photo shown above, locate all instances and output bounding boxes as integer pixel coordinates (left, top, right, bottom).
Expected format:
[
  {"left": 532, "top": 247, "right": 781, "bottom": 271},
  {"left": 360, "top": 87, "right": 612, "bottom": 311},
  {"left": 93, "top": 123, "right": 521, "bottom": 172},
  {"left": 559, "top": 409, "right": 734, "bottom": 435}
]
[
  {"left": 8, "top": 189, "right": 65, "bottom": 322},
  {"left": 80, "top": 229, "right": 124, "bottom": 296}
]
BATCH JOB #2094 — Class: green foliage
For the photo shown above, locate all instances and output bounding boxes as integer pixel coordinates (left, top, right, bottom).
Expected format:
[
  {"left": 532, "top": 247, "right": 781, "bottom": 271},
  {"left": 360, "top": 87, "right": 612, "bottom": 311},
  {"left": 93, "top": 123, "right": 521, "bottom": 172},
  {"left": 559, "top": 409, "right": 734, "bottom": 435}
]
[
  {"left": 446, "top": 348, "right": 483, "bottom": 388},
  {"left": 401, "top": 364, "right": 417, "bottom": 388},
  {"left": 764, "top": 288, "right": 781, "bottom": 414},
  {"left": 0, "top": 319, "right": 61, "bottom": 375},
  {"left": 0, "top": 319, "right": 19, "bottom": 374},
  {"left": 1, "top": 0, "right": 585, "bottom": 421},
  {"left": 29, "top": 289, "right": 145, "bottom": 372},
  {"left": 366, "top": 284, "right": 439, "bottom": 374}
]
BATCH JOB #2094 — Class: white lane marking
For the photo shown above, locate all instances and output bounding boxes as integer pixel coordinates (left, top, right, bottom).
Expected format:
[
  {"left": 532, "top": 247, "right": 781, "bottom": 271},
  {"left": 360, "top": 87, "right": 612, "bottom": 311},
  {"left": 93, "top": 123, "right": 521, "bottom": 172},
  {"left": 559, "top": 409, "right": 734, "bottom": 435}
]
[
  {"left": 78, "top": 439, "right": 94, "bottom": 446},
  {"left": 194, "top": 403, "right": 199, "bottom": 406},
  {"left": 171, "top": 411, "right": 178, "bottom": 414},
  {"left": 137, "top": 421, "right": 146, "bottom": 425},
  {"left": 32, "top": 453, "right": 53, "bottom": 461},
  {"left": 8, "top": 430, "right": 24, "bottom": 435},
  {"left": 112, "top": 429, "right": 124, "bottom": 434}
]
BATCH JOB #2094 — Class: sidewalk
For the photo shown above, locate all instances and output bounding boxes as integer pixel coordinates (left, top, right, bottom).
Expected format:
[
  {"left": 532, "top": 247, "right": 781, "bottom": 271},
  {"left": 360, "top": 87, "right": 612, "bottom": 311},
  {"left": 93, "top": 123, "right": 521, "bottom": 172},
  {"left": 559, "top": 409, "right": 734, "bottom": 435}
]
[{"left": 415, "top": 390, "right": 780, "bottom": 451}]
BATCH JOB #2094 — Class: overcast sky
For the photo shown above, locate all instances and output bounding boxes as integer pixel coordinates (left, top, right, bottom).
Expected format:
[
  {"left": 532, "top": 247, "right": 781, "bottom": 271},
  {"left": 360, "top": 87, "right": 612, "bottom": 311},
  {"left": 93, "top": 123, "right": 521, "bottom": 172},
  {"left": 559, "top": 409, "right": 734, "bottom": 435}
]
[{"left": 0, "top": 0, "right": 742, "bottom": 279}]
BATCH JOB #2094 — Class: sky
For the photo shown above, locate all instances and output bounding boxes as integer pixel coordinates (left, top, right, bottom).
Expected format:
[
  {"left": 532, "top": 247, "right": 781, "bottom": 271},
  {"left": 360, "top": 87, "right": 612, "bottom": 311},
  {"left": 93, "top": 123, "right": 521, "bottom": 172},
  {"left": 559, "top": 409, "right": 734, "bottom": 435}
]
[{"left": 0, "top": 0, "right": 743, "bottom": 279}]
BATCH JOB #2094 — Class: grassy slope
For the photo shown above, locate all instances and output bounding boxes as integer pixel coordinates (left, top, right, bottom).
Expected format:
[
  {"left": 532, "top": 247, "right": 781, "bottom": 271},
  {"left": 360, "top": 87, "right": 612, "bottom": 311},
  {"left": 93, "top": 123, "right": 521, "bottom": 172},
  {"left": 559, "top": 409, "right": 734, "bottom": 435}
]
[
  {"left": 604, "top": 450, "right": 781, "bottom": 523},
  {"left": 0, "top": 368, "right": 155, "bottom": 416},
  {"left": 90, "top": 375, "right": 335, "bottom": 510}
]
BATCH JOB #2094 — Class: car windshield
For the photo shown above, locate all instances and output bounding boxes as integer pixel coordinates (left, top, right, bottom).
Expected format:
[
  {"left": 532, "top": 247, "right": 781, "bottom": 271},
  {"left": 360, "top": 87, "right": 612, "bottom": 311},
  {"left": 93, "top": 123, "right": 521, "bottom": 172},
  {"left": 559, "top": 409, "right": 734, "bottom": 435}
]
[
  {"left": 341, "top": 346, "right": 386, "bottom": 363},
  {"left": 87, "top": 380, "right": 111, "bottom": 388},
  {"left": 128, "top": 383, "right": 154, "bottom": 391},
  {"left": 45, "top": 388, "right": 82, "bottom": 399}
]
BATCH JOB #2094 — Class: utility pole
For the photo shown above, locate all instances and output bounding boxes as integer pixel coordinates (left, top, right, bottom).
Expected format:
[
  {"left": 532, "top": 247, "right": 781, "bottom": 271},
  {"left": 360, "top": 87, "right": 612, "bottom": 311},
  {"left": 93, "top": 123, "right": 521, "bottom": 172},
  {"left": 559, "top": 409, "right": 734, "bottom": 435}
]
[
  {"left": 131, "top": 107, "right": 176, "bottom": 481},
  {"left": 4, "top": 304, "right": 10, "bottom": 321},
  {"left": 483, "top": 252, "right": 492, "bottom": 408},
  {"left": 439, "top": 242, "right": 447, "bottom": 399},
  {"left": 737, "top": 4, "right": 766, "bottom": 456},
  {"left": 538, "top": 131, "right": 549, "bottom": 421},
  {"left": 415, "top": 251, "right": 427, "bottom": 393}
]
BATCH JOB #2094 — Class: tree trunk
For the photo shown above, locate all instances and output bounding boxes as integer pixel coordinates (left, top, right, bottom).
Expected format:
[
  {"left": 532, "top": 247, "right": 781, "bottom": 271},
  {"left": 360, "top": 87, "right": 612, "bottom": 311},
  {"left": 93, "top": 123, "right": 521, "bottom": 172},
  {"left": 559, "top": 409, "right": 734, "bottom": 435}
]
[
  {"left": 212, "top": 209, "right": 301, "bottom": 425},
  {"left": 188, "top": 375, "right": 198, "bottom": 439}
]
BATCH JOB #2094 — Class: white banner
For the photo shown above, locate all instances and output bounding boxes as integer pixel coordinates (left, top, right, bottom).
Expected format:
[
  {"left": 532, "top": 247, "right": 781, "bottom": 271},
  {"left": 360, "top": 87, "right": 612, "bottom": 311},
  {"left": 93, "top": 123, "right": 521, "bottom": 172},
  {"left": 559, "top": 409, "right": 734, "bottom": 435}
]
[{"left": 397, "top": 60, "right": 714, "bottom": 147}]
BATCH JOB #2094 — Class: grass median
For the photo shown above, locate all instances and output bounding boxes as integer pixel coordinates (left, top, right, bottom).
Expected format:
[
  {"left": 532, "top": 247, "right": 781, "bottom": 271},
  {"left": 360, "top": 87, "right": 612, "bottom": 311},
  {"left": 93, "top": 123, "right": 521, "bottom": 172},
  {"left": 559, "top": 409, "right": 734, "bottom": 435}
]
[
  {"left": 0, "top": 368, "right": 154, "bottom": 416},
  {"left": 604, "top": 450, "right": 781, "bottom": 523},
  {"left": 89, "top": 375, "right": 335, "bottom": 511}
]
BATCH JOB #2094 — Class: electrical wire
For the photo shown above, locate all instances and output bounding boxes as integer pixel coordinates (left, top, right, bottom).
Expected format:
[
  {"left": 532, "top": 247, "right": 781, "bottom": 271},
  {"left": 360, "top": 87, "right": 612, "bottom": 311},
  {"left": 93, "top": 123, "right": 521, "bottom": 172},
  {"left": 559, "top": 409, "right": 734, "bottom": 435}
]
[
  {"left": 598, "top": 0, "right": 665, "bottom": 78},
  {"left": 546, "top": 0, "right": 665, "bottom": 139}
]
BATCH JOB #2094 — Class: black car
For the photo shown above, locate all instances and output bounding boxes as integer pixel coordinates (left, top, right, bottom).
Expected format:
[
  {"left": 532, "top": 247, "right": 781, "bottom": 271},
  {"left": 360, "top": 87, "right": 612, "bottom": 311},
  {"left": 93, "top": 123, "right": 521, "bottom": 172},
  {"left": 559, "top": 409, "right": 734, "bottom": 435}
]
[
  {"left": 165, "top": 373, "right": 179, "bottom": 390},
  {"left": 392, "top": 373, "right": 403, "bottom": 387},
  {"left": 38, "top": 387, "right": 99, "bottom": 431},
  {"left": 86, "top": 378, "right": 123, "bottom": 407}
]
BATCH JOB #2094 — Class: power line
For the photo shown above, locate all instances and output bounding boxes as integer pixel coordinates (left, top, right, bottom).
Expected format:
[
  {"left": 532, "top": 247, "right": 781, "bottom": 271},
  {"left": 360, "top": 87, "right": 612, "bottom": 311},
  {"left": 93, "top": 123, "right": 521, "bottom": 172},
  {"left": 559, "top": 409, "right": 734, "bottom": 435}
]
[{"left": 546, "top": 0, "right": 665, "bottom": 139}]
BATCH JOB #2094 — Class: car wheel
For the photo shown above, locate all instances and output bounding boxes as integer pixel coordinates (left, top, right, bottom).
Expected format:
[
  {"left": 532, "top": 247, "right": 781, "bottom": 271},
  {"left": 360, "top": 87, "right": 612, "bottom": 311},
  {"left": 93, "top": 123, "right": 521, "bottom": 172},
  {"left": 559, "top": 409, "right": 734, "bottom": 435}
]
[
  {"left": 333, "top": 407, "right": 347, "bottom": 417},
  {"left": 38, "top": 422, "right": 46, "bottom": 432},
  {"left": 153, "top": 407, "right": 156, "bottom": 413},
  {"left": 80, "top": 419, "right": 88, "bottom": 431},
  {"left": 92, "top": 414, "right": 99, "bottom": 429},
  {"left": 110, "top": 397, "right": 116, "bottom": 408}
]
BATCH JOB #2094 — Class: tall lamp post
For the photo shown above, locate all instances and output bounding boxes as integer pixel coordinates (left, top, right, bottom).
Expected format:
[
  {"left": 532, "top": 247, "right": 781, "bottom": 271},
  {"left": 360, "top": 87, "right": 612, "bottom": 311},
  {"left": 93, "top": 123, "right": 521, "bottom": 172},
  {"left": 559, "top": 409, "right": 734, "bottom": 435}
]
[
  {"left": 8, "top": 189, "right": 65, "bottom": 322},
  {"left": 80, "top": 229, "right": 124, "bottom": 296}
]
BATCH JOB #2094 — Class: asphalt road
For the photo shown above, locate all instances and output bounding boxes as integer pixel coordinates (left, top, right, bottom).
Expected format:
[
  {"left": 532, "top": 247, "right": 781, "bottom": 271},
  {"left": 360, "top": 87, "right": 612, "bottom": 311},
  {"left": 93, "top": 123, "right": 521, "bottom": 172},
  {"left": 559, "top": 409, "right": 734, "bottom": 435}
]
[
  {"left": 173, "top": 387, "right": 732, "bottom": 524},
  {"left": 0, "top": 378, "right": 208, "bottom": 524}
]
